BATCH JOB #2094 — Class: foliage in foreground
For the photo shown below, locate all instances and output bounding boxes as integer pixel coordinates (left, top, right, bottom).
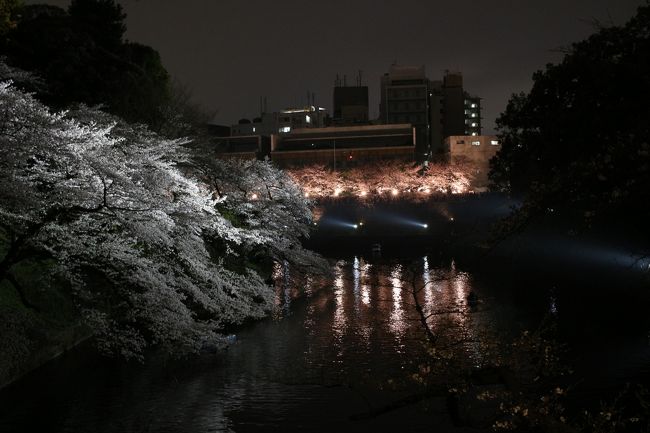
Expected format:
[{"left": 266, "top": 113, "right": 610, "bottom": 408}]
[{"left": 0, "top": 79, "right": 325, "bottom": 360}]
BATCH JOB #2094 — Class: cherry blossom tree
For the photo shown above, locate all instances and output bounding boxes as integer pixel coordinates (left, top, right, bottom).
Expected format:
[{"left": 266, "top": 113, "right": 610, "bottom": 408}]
[
  {"left": 0, "top": 79, "right": 324, "bottom": 360},
  {"left": 285, "top": 160, "right": 473, "bottom": 201}
]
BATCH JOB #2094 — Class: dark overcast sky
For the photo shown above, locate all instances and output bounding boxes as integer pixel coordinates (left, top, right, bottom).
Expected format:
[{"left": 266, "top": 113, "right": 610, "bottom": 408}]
[{"left": 29, "top": 0, "right": 644, "bottom": 133}]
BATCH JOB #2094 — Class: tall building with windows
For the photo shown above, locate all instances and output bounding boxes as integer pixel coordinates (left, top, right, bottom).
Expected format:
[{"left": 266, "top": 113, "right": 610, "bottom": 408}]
[
  {"left": 379, "top": 65, "right": 482, "bottom": 157},
  {"left": 464, "top": 96, "right": 482, "bottom": 136},
  {"left": 379, "top": 65, "right": 430, "bottom": 155}
]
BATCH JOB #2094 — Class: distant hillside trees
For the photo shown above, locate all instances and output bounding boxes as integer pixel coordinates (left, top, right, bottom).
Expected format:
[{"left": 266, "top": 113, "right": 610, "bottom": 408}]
[
  {"left": 0, "top": 0, "right": 171, "bottom": 129},
  {"left": 490, "top": 5, "right": 650, "bottom": 230}
]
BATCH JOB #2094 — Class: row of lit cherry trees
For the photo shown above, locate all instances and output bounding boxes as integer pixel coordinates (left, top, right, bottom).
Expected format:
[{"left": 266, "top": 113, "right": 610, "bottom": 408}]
[{"left": 285, "top": 161, "right": 473, "bottom": 201}]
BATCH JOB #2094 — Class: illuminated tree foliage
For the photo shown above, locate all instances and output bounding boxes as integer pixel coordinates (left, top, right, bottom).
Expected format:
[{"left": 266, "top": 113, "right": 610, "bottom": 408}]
[
  {"left": 286, "top": 160, "right": 473, "bottom": 201},
  {"left": 490, "top": 5, "right": 650, "bottom": 230},
  {"left": 0, "top": 79, "right": 323, "bottom": 360}
]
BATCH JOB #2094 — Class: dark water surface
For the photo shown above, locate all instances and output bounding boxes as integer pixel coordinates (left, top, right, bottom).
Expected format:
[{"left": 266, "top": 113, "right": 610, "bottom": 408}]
[{"left": 1, "top": 212, "right": 650, "bottom": 433}]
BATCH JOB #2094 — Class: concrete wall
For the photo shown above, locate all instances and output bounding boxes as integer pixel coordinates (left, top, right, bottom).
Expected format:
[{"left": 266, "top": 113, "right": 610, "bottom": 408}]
[{"left": 447, "top": 135, "right": 500, "bottom": 190}]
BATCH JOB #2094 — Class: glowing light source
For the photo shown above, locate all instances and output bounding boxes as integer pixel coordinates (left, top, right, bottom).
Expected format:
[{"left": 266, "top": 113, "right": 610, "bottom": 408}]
[
  {"left": 250, "top": 193, "right": 258, "bottom": 200},
  {"left": 391, "top": 189, "right": 399, "bottom": 196},
  {"left": 304, "top": 192, "right": 310, "bottom": 198},
  {"left": 353, "top": 224, "right": 359, "bottom": 229},
  {"left": 423, "top": 223, "right": 428, "bottom": 228},
  {"left": 360, "top": 190, "right": 367, "bottom": 197}
]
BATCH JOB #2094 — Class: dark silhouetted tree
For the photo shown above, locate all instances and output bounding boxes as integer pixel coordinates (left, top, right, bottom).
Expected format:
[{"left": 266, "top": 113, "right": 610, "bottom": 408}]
[
  {"left": 490, "top": 4, "right": 650, "bottom": 230},
  {"left": 0, "top": 0, "right": 22, "bottom": 35},
  {"left": 0, "top": 0, "right": 170, "bottom": 127}
]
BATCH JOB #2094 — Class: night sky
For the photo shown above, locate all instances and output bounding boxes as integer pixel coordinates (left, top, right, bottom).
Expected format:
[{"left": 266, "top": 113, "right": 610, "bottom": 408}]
[{"left": 28, "top": 0, "right": 644, "bottom": 133}]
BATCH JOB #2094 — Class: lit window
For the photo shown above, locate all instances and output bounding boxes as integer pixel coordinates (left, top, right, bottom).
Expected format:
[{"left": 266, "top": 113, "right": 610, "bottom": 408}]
[
  {"left": 252, "top": 127, "right": 256, "bottom": 132},
  {"left": 471, "top": 132, "right": 478, "bottom": 136},
  {"left": 490, "top": 140, "right": 499, "bottom": 145},
  {"left": 472, "top": 141, "right": 480, "bottom": 146},
  {"left": 471, "top": 113, "right": 477, "bottom": 118},
  {"left": 471, "top": 103, "right": 477, "bottom": 108},
  {"left": 305, "top": 115, "right": 311, "bottom": 124},
  {"left": 279, "top": 126, "right": 291, "bottom": 133},
  {"left": 471, "top": 123, "right": 477, "bottom": 127}
]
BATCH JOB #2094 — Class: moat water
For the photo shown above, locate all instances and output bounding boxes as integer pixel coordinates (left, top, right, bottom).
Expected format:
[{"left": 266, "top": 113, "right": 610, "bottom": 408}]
[{"left": 1, "top": 196, "right": 649, "bottom": 432}]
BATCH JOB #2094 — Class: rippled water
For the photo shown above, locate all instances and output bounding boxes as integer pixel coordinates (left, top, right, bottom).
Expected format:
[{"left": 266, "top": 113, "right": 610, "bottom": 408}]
[{"left": 1, "top": 254, "right": 648, "bottom": 432}]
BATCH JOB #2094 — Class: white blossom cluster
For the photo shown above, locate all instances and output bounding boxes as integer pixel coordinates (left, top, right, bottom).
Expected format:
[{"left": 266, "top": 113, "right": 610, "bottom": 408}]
[{"left": 0, "top": 80, "right": 325, "bottom": 360}]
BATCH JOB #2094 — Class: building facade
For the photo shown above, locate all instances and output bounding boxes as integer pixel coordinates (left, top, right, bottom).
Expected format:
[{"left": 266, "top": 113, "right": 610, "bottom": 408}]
[
  {"left": 464, "top": 96, "right": 482, "bottom": 136},
  {"left": 446, "top": 135, "right": 499, "bottom": 190},
  {"left": 271, "top": 123, "right": 415, "bottom": 167},
  {"left": 231, "top": 106, "right": 328, "bottom": 137},
  {"left": 379, "top": 65, "right": 430, "bottom": 157},
  {"left": 379, "top": 65, "right": 483, "bottom": 158}
]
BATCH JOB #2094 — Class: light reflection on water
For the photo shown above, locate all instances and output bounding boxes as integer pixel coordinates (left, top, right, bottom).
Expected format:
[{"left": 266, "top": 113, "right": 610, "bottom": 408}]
[
  {"left": 272, "top": 255, "right": 486, "bottom": 370},
  {"left": 389, "top": 264, "right": 406, "bottom": 345},
  {"left": 2, "top": 253, "right": 649, "bottom": 433}
]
